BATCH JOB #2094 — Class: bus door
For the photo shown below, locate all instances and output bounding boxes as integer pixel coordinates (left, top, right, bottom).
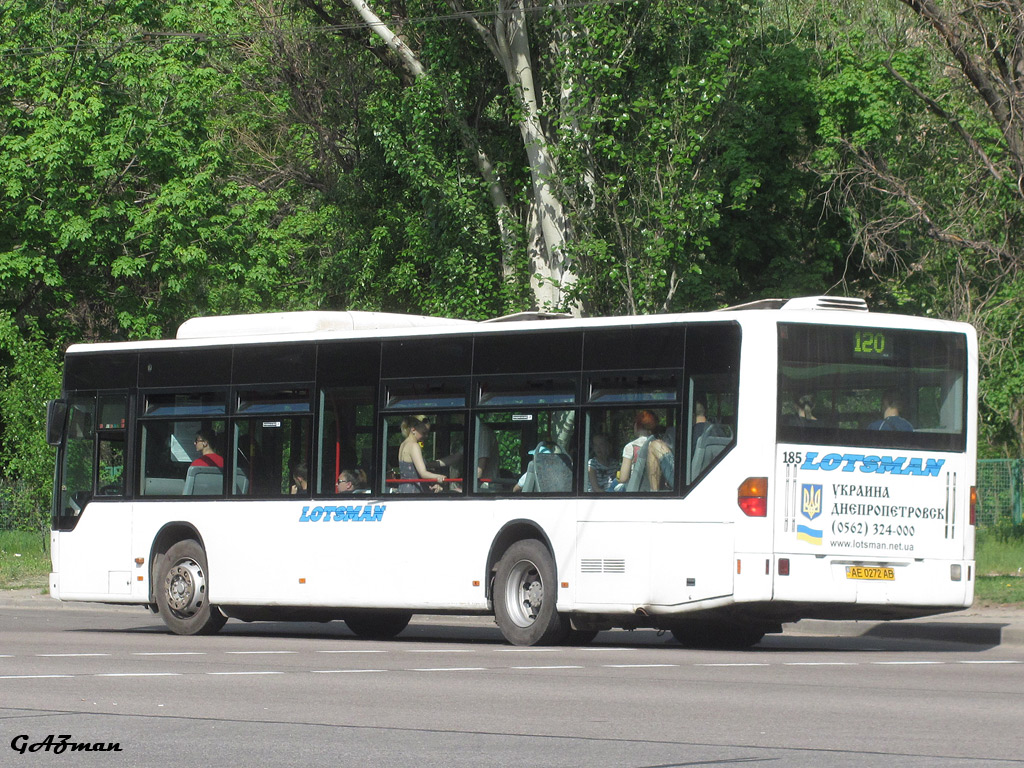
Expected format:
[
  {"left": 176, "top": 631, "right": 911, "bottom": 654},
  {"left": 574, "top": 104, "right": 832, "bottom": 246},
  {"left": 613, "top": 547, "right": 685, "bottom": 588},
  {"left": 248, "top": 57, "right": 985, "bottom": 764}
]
[{"left": 50, "top": 394, "right": 133, "bottom": 599}]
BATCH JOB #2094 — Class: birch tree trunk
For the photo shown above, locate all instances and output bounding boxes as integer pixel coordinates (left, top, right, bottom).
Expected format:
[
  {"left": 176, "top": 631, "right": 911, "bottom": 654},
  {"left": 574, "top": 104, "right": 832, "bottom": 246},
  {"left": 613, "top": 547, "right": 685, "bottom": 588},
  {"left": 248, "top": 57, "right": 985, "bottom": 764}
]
[
  {"left": 341, "top": 0, "right": 519, "bottom": 288},
  {"left": 492, "top": 0, "right": 578, "bottom": 313},
  {"left": 351, "top": 0, "right": 580, "bottom": 313}
]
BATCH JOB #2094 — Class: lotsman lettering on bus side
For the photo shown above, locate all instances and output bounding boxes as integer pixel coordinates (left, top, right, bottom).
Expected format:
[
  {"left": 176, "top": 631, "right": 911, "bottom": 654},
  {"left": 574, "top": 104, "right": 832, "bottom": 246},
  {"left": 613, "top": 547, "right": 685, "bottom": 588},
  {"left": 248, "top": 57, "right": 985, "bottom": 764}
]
[
  {"left": 800, "top": 452, "right": 944, "bottom": 476},
  {"left": 298, "top": 505, "right": 385, "bottom": 523}
]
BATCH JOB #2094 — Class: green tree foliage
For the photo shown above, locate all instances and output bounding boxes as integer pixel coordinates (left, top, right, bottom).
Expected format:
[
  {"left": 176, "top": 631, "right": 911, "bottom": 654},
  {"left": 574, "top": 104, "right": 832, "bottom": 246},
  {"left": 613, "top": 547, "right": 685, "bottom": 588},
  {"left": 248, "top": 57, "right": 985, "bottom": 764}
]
[
  {"left": 793, "top": 0, "right": 1024, "bottom": 454},
  {"left": 0, "top": 315, "right": 61, "bottom": 531},
  {"left": 3, "top": 0, "right": 1023, "bottom": 528},
  {"left": 0, "top": 0, "right": 324, "bottom": 344}
]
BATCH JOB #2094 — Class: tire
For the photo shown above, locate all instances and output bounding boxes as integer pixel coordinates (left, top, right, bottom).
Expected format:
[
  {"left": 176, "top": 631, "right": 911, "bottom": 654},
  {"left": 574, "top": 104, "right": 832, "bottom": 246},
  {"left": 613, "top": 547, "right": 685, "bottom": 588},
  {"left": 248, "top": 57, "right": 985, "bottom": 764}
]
[
  {"left": 493, "top": 539, "right": 569, "bottom": 646},
  {"left": 343, "top": 610, "right": 413, "bottom": 640},
  {"left": 155, "top": 539, "right": 227, "bottom": 636},
  {"left": 670, "top": 621, "right": 765, "bottom": 650}
]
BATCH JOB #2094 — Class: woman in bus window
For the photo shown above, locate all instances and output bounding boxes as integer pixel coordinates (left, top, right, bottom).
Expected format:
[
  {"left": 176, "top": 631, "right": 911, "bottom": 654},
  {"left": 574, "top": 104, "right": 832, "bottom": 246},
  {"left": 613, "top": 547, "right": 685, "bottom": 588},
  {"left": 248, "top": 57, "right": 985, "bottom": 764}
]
[
  {"left": 398, "top": 416, "right": 446, "bottom": 493},
  {"left": 290, "top": 463, "right": 309, "bottom": 495},
  {"left": 587, "top": 433, "right": 616, "bottom": 492},
  {"left": 336, "top": 468, "right": 369, "bottom": 493},
  {"left": 192, "top": 430, "right": 223, "bottom": 469},
  {"left": 618, "top": 410, "right": 658, "bottom": 488}
]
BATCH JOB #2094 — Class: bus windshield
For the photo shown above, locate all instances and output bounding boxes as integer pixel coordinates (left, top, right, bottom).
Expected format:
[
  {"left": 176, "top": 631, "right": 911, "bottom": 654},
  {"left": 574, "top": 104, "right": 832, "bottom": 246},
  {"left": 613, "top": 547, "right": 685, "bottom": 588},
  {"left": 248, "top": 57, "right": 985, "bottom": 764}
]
[{"left": 776, "top": 323, "right": 967, "bottom": 452}]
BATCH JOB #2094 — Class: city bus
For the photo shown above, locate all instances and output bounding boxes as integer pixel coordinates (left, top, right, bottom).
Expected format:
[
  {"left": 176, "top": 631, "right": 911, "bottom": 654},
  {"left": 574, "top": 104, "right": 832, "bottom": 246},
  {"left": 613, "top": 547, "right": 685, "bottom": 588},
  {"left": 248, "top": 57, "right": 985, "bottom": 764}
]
[{"left": 45, "top": 296, "right": 977, "bottom": 646}]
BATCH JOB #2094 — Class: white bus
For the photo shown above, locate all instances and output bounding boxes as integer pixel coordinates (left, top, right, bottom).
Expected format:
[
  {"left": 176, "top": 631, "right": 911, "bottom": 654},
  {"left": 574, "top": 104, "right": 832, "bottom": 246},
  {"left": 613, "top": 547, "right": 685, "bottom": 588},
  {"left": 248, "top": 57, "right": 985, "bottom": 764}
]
[{"left": 46, "top": 297, "right": 977, "bottom": 646}]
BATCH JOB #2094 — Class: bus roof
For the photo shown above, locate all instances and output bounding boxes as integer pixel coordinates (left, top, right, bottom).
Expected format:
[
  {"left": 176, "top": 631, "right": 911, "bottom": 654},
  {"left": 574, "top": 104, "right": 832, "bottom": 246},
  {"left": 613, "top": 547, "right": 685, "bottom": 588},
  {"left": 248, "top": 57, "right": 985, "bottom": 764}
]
[{"left": 62, "top": 297, "right": 972, "bottom": 355}]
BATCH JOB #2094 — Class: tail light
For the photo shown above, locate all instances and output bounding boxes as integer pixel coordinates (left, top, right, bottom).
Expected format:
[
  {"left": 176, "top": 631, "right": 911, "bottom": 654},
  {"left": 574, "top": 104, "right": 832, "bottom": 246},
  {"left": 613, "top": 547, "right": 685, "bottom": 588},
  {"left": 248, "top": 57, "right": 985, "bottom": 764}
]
[
  {"left": 969, "top": 486, "right": 977, "bottom": 526},
  {"left": 738, "top": 477, "right": 768, "bottom": 517}
]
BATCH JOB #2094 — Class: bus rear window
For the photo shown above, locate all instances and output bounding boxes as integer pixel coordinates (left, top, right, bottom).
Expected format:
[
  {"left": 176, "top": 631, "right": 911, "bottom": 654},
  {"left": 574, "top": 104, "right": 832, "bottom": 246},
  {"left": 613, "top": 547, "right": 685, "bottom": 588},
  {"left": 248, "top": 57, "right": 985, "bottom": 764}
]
[{"left": 777, "top": 323, "right": 967, "bottom": 452}]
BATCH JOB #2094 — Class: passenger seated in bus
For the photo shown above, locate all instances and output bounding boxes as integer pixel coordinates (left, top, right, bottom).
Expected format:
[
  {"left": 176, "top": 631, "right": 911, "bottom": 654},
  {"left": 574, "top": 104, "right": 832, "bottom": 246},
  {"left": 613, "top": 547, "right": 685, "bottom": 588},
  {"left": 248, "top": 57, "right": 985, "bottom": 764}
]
[
  {"left": 868, "top": 392, "right": 914, "bottom": 431},
  {"left": 191, "top": 430, "right": 223, "bottom": 468},
  {"left": 290, "top": 463, "right": 309, "bottom": 495},
  {"left": 513, "top": 442, "right": 571, "bottom": 493},
  {"left": 646, "top": 434, "right": 674, "bottom": 491},
  {"left": 617, "top": 410, "right": 659, "bottom": 489},
  {"left": 586, "top": 434, "right": 616, "bottom": 492},
  {"left": 336, "top": 468, "right": 369, "bottom": 493},
  {"left": 398, "top": 416, "right": 447, "bottom": 493},
  {"left": 690, "top": 398, "right": 711, "bottom": 451},
  {"left": 783, "top": 394, "right": 818, "bottom": 426}
]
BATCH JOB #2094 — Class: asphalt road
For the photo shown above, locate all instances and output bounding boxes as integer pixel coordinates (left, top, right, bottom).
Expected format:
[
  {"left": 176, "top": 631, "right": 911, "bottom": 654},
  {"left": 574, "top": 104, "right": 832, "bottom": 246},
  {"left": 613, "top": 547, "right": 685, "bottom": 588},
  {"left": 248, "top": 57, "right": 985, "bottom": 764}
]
[{"left": 2, "top": 598, "right": 1023, "bottom": 768}]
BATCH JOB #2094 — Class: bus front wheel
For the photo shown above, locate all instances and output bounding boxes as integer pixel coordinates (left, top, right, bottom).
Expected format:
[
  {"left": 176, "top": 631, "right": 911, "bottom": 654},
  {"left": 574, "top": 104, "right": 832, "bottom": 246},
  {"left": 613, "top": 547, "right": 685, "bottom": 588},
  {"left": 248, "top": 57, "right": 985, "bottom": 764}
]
[
  {"left": 155, "top": 539, "right": 227, "bottom": 636},
  {"left": 493, "top": 539, "right": 568, "bottom": 646}
]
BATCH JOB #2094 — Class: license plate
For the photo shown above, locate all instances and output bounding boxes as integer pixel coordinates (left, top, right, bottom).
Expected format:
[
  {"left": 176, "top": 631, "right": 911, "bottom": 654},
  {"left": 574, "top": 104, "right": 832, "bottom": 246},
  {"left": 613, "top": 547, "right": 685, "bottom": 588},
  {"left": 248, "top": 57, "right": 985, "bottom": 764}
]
[{"left": 846, "top": 566, "right": 895, "bottom": 581}]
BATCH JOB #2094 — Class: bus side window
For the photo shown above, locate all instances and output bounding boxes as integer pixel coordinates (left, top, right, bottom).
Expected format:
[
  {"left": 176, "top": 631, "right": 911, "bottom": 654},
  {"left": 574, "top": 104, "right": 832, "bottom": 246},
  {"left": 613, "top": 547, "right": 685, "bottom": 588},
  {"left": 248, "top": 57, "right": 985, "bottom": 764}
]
[
  {"left": 684, "top": 322, "right": 740, "bottom": 486},
  {"left": 585, "top": 375, "right": 678, "bottom": 494},
  {"left": 233, "top": 389, "right": 312, "bottom": 498},
  {"left": 318, "top": 387, "right": 374, "bottom": 496},
  {"left": 383, "top": 413, "right": 465, "bottom": 495},
  {"left": 139, "top": 420, "right": 226, "bottom": 496}
]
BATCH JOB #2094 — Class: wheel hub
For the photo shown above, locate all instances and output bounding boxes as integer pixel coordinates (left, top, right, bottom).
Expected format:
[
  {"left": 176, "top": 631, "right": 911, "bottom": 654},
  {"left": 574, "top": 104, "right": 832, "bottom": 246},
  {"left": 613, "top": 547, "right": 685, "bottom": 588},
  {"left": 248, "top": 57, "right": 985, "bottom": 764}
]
[
  {"left": 506, "top": 560, "right": 544, "bottom": 627},
  {"left": 165, "top": 559, "right": 206, "bottom": 617}
]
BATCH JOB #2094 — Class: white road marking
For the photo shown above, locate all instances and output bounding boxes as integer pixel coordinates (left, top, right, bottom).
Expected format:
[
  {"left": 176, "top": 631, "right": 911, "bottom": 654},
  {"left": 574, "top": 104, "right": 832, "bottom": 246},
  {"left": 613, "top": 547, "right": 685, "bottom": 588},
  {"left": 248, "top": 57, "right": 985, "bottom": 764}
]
[
  {"left": 511, "top": 665, "right": 584, "bottom": 670},
  {"left": 96, "top": 673, "right": 181, "bottom": 677},
  {"left": 316, "top": 649, "right": 386, "bottom": 654},
  {"left": 36, "top": 653, "right": 110, "bottom": 657},
  {"left": 132, "top": 652, "right": 207, "bottom": 656},
  {"left": 0, "top": 674, "right": 74, "bottom": 679},
  {"left": 225, "top": 651, "right": 298, "bottom": 655}
]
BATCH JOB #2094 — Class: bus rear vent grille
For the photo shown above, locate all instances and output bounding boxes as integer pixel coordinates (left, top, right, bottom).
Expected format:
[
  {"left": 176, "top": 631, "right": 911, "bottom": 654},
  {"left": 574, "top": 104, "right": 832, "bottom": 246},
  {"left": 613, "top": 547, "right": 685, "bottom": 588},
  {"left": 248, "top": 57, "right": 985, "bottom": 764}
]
[{"left": 581, "top": 559, "right": 626, "bottom": 574}]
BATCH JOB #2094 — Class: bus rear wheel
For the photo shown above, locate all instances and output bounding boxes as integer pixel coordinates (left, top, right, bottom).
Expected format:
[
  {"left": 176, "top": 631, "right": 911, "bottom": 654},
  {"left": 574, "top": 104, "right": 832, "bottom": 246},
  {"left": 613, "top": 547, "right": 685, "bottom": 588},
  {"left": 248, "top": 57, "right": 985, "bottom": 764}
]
[
  {"left": 493, "top": 539, "right": 569, "bottom": 646},
  {"left": 155, "top": 539, "right": 227, "bottom": 636}
]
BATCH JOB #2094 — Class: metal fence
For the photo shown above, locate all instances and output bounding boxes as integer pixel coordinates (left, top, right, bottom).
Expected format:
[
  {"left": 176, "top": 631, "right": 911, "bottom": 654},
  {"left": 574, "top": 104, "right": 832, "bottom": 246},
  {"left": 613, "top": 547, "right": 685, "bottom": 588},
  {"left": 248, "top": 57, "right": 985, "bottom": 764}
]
[{"left": 977, "top": 459, "right": 1023, "bottom": 528}]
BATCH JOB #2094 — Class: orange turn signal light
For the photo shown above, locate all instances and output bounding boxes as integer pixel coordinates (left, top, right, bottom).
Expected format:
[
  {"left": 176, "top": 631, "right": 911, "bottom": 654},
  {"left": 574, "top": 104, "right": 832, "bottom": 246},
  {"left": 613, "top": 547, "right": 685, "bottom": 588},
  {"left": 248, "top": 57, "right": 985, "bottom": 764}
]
[{"left": 738, "top": 477, "right": 768, "bottom": 517}]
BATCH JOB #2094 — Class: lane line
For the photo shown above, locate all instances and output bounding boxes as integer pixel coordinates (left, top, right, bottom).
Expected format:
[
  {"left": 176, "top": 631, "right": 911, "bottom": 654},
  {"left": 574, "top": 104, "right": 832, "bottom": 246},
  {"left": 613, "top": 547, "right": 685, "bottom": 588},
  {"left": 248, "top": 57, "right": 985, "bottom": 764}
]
[
  {"left": 207, "top": 671, "right": 284, "bottom": 676},
  {"left": 36, "top": 653, "right": 110, "bottom": 657},
  {"left": 603, "top": 664, "right": 679, "bottom": 669},
  {"left": 312, "top": 669, "right": 387, "bottom": 674},
  {"left": 0, "top": 674, "right": 74, "bottom": 679},
  {"left": 96, "top": 673, "right": 181, "bottom": 677},
  {"left": 409, "top": 667, "right": 488, "bottom": 672},
  {"left": 316, "top": 650, "right": 386, "bottom": 654},
  {"left": 225, "top": 651, "right": 298, "bottom": 655},
  {"left": 511, "top": 665, "right": 584, "bottom": 670},
  {"left": 132, "top": 652, "right": 206, "bottom": 656}
]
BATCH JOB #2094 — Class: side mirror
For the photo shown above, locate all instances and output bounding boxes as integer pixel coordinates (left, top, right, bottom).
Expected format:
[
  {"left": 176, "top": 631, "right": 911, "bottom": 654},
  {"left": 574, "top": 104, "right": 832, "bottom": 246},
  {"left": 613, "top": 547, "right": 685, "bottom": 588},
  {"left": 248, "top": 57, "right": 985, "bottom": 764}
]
[{"left": 45, "top": 400, "right": 67, "bottom": 447}]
